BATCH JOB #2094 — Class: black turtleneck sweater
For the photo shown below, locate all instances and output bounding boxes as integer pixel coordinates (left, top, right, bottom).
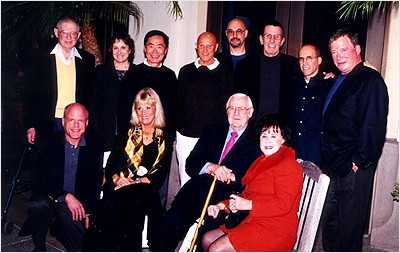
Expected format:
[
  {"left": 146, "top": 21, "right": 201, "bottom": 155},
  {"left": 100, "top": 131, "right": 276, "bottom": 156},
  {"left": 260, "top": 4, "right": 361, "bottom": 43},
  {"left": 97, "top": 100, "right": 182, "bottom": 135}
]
[{"left": 259, "top": 54, "right": 280, "bottom": 120}]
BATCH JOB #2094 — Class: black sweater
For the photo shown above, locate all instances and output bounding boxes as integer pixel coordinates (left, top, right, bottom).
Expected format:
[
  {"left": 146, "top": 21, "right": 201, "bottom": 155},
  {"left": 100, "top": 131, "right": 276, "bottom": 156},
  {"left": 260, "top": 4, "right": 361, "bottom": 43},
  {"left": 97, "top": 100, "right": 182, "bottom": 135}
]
[{"left": 176, "top": 62, "right": 234, "bottom": 137}]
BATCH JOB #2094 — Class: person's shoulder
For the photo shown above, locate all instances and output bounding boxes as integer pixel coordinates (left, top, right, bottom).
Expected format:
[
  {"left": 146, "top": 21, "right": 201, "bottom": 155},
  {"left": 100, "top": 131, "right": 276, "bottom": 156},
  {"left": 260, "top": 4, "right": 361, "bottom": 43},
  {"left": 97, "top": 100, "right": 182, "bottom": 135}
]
[
  {"left": 94, "top": 61, "right": 111, "bottom": 71},
  {"left": 39, "top": 132, "right": 64, "bottom": 150},
  {"left": 160, "top": 65, "right": 177, "bottom": 77},
  {"left": 82, "top": 133, "right": 105, "bottom": 151},
  {"left": 200, "top": 124, "right": 229, "bottom": 137},
  {"left": 216, "top": 49, "right": 230, "bottom": 60},
  {"left": 351, "top": 62, "right": 385, "bottom": 83},
  {"left": 77, "top": 48, "right": 94, "bottom": 57},
  {"left": 180, "top": 61, "right": 195, "bottom": 70},
  {"left": 235, "top": 52, "right": 260, "bottom": 69},
  {"left": 134, "top": 62, "right": 146, "bottom": 70},
  {"left": 280, "top": 53, "right": 298, "bottom": 63},
  {"left": 178, "top": 62, "right": 196, "bottom": 76}
]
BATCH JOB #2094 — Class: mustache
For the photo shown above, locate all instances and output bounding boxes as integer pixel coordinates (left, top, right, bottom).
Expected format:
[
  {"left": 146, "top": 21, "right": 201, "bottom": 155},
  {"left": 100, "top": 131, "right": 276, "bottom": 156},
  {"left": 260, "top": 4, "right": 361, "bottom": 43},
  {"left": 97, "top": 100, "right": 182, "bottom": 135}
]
[{"left": 230, "top": 37, "right": 241, "bottom": 42}]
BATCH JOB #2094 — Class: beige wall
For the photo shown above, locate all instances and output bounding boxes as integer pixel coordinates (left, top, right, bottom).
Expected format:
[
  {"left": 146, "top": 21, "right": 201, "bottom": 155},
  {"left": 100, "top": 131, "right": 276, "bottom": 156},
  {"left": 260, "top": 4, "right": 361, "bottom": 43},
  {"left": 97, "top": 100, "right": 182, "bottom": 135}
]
[{"left": 381, "top": 7, "right": 399, "bottom": 140}]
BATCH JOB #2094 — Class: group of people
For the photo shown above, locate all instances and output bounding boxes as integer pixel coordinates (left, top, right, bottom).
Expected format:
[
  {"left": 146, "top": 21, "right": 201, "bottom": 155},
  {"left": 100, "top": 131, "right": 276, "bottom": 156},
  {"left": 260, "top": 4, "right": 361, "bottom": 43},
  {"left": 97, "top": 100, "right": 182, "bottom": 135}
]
[{"left": 19, "top": 15, "right": 388, "bottom": 252}]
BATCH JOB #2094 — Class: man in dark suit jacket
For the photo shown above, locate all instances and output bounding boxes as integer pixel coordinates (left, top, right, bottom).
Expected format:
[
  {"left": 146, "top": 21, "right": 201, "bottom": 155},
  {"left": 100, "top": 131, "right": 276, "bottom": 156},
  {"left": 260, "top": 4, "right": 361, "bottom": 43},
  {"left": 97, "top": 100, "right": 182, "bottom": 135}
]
[
  {"left": 23, "top": 103, "right": 103, "bottom": 251},
  {"left": 235, "top": 20, "right": 302, "bottom": 125},
  {"left": 159, "top": 93, "right": 262, "bottom": 251},
  {"left": 321, "top": 29, "right": 389, "bottom": 251},
  {"left": 23, "top": 16, "right": 95, "bottom": 145}
]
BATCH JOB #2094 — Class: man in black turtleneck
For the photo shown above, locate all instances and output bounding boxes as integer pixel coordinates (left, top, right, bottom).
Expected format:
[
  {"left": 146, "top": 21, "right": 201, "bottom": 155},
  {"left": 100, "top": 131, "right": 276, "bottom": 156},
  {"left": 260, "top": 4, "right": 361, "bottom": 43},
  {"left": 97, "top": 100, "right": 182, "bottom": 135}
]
[{"left": 234, "top": 20, "right": 302, "bottom": 125}]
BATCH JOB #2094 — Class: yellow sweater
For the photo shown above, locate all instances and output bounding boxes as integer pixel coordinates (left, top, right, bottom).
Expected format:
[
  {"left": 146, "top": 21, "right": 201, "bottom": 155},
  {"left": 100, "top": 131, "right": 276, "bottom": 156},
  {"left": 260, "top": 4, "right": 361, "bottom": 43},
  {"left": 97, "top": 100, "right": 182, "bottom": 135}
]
[{"left": 55, "top": 55, "right": 76, "bottom": 118}]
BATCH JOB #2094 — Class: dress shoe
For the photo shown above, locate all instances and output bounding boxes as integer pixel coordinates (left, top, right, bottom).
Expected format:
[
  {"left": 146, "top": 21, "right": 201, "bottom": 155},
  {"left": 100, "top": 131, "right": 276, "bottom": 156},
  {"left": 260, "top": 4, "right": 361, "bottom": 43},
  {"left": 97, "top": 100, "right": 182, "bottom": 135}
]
[{"left": 18, "top": 221, "right": 32, "bottom": 237}]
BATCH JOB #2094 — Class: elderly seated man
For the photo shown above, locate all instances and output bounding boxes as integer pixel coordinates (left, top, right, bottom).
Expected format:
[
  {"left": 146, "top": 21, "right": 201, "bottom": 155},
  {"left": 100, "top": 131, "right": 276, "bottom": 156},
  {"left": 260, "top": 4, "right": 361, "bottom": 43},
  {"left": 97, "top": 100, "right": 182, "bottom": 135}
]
[{"left": 159, "top": 93, "right": 261, "bottom": 251}]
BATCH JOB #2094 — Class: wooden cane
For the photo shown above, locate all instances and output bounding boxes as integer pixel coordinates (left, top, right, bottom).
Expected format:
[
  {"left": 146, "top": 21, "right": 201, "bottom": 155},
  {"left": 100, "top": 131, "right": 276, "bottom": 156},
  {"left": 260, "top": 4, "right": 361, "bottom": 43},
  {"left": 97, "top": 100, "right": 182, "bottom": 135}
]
[{"left": 188, "top": 176, "right": 218, "bottom": 252}]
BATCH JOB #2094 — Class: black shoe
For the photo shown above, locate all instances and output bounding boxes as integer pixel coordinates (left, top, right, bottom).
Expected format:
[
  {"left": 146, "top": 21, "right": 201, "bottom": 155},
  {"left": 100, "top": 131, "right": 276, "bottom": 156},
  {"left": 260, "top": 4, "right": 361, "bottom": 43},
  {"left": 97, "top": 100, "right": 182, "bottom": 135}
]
[
  {"left": 33, "top": 246, "right": 47, "bottom": 252},
  {"left": 18, "top": 221, "right": 32, "bottom": 237}
]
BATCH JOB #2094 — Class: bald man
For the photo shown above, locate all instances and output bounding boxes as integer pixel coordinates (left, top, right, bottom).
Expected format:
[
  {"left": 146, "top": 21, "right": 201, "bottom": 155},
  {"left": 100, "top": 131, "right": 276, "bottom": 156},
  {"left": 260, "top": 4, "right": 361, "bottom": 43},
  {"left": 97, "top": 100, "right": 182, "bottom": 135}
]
[
  {"left": 217, "top": 18, "right": 252, "bottom": 73},
  {"left": 176, "top": 32, "right": 234, "bottom": 187}
]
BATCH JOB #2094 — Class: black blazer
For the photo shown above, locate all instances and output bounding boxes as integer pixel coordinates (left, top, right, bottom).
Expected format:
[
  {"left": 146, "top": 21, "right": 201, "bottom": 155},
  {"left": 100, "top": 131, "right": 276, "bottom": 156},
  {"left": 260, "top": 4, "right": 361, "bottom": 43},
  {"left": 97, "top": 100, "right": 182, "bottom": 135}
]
[
  {"left": 23, "top": 46, "right": 95, "bottom": 139},
  {"left": 32, "top": 132, "right": 103, "bottom": 213},
  {"left": 321, "top": 63, "right": 389, "bottom": 177},
  {"left": 177, "top": 124, "right": 261, "bottom": 203}
]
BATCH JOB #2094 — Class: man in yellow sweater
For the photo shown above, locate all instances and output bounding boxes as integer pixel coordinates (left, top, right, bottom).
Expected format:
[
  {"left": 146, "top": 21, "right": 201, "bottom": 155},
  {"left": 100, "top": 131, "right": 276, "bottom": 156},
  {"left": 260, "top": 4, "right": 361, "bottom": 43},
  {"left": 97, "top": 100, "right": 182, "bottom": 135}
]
[{"left": 23, "top": 16, "right": 95, "bottom": 146}]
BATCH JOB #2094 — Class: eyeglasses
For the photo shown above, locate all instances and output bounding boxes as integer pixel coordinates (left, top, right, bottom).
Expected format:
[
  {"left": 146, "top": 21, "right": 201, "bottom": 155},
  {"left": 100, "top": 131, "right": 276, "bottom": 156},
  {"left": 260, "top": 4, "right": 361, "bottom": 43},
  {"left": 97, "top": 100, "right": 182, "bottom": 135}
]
[
  {"left": 227, "top": 106, "right": 251, "bottom": 115},
  {"left": 263, "top": 34, "right": 283, "bottom": 40},
  {"left": 226, "top": 29, "right": 246, "bottom": 36},
  {"left": 64, "top": 118, "right": 87, "bottom": 125},
  {"left": 298, "top": 56, "right": 317, "bottom": 64},
  {"left": 58, "top": 30, "right": 79, "bottom": 39}
]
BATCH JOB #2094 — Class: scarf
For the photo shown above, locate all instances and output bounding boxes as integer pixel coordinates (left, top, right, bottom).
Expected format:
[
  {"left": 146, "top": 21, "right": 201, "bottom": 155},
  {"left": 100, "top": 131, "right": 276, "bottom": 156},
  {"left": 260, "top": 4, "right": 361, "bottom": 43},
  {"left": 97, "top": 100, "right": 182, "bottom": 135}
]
[{"left": 120, "top": 126, "right": 165, "bottom": 178}]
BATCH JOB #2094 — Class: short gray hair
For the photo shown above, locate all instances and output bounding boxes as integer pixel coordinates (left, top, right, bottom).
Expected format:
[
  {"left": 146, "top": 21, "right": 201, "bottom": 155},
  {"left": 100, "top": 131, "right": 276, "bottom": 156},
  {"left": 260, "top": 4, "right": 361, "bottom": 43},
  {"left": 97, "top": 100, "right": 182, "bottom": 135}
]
[{"left": 226, "top": 93, "right": 253, "bottom": 108}]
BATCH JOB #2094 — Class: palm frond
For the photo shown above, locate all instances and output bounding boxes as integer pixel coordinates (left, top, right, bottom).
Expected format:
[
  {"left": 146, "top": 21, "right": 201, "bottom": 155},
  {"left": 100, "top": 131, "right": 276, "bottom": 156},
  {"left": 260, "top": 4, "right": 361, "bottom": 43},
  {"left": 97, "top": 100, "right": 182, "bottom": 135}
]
[
  {"left": 336, "top": 1, "right": 399, "bottom": 21},
  {"left": 169, "top": 1, "right": 183, "bottom": 20},
  {"left": 98, "top": 1, "right": 143, "bottom": 34}
]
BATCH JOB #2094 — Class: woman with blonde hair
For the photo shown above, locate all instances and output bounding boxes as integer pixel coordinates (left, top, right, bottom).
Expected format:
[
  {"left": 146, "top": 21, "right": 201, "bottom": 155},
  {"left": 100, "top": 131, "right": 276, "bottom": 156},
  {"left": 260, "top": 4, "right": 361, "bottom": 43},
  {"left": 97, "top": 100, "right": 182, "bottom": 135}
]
[{"left": 86, "top": 87, "right": 173, "bottom": 252}]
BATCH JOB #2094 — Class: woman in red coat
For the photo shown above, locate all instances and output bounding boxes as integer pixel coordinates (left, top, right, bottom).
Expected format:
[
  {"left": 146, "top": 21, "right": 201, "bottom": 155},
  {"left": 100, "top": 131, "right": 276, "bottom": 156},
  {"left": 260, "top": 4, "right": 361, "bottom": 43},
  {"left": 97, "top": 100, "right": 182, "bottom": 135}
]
[{"left": 202, "top": 114, "right": 303, "bottom": 252}]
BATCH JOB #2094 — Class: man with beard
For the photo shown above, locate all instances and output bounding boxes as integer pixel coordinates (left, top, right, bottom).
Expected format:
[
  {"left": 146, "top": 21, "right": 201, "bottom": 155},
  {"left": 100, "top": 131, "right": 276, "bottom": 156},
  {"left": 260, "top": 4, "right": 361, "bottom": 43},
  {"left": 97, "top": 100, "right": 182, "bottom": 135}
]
[{"left": 216, "top": 18, "right": 251, "bottom": 74}]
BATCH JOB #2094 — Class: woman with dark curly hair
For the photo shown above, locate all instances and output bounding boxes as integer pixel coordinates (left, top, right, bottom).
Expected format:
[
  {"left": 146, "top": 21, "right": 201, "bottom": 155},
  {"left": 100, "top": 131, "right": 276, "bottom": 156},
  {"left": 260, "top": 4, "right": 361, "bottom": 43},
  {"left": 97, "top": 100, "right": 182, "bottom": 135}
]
[
  {"left": 88, "top": 33, "right": 138, "bottom": 162},
  {"left": 202, "top": 114, "right": 303, "bottom": 252}
]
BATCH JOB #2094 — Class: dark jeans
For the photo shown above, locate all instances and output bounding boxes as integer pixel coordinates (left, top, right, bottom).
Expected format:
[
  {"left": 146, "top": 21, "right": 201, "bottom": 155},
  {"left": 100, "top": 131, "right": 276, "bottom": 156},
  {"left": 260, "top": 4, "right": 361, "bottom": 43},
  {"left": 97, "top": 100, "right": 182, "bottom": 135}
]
[
  {"left": 28, "top": 195, "right": 85, "bottom": 251},
  {"left": 321, "top": 167, "right": 375, "bottom": 251}
]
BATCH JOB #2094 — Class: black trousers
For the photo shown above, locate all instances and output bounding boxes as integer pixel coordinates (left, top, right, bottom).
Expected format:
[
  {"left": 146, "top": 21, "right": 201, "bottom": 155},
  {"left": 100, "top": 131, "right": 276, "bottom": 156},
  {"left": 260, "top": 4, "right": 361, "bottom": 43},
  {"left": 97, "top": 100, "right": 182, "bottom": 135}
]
[
  {"left": 27, "top": 195, "right": 85, "bottom": 251},
  {"left": 321, "top": 167, "right": 375, "bottom": 251},
  {"left": 88, "top": 184, "right": 163, "bottom": 252}
]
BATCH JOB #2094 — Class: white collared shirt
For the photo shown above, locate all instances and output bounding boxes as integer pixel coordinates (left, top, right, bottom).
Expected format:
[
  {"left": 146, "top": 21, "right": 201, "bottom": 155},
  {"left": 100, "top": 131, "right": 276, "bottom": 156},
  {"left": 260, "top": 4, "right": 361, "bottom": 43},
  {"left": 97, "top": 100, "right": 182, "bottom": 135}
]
[
  {"left": 144, "top": 59, "right": 163, "bottom": 68},
  {"left": 50, "top": 43, "right": 82, "bottom": 65},
  {"left": 194, "top": 57, "right": 220, "bottom": 70}
]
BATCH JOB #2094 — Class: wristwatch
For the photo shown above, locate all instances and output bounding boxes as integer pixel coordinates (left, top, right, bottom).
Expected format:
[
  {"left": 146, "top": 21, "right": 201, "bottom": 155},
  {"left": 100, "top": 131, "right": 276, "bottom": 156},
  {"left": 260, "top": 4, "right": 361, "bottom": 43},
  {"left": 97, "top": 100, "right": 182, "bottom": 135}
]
[{"left": 135, "top": 178, "right": 141, "bottom": 184}]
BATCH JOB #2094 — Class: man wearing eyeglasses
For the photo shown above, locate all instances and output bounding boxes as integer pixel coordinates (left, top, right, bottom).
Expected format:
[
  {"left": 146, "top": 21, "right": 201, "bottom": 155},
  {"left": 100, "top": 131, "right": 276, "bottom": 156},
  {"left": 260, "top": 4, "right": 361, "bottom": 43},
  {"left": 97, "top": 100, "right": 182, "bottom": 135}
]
[
  {"left": 160, "top": 93, "right": 261, "bottom": 251},
  {"left": 234, "top": 20, "right": 302, "bottom": 124},
  {"left": 22, "top": 103, "right": 103, "bottom": 251},
  {"left": 282, "top": 44, "right": 333, "bottom": 166},
  {"left": 216, "top": 18, "right": 251, "bottom": 74},
  {"left": 23, "top": 16, "right": 95, "bottom": 146}
]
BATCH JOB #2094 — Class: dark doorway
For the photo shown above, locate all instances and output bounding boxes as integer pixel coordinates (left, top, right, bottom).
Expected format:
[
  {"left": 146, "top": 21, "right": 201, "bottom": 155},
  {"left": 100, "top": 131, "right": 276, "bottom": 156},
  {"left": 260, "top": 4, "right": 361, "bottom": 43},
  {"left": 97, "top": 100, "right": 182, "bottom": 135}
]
[
  {"left": 209, "top": 1, "right": 369, "bottom": 74},
  {"left": 303, "top": 2, "right": 369, "bottom": 73},
  {"left": 220, "top": 1, "right": 276, "bottom": 54}
]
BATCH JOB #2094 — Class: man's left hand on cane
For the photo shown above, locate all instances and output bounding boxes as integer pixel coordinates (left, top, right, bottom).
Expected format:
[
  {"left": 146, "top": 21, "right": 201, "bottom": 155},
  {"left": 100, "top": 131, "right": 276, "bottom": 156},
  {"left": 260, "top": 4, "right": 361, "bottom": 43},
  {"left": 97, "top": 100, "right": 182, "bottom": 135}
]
[{"left": 207, "top": 163, "right": 236, "bottom": 183}]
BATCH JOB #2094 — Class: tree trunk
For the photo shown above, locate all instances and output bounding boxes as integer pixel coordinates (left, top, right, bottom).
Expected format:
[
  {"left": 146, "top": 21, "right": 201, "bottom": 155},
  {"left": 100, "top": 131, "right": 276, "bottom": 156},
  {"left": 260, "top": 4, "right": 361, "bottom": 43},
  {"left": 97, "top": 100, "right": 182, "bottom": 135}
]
[{"left": 81, "top": 22, "right": 103, "bottom": 66}]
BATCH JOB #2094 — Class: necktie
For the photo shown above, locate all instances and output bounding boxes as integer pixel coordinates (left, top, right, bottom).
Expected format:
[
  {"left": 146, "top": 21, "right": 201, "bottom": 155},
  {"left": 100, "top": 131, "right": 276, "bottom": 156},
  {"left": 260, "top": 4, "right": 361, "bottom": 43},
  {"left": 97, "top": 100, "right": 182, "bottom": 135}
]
[{"left": 219, "top": 131, "right": 238, "bottom": 164}]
